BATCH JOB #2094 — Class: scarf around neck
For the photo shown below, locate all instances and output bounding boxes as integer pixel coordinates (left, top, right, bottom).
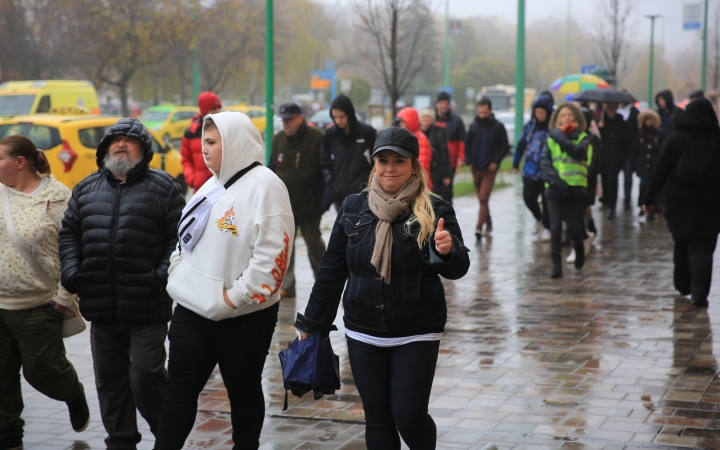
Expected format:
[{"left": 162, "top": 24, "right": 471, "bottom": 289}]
[{"left": 368, "top": 174, "right": 421, "bottom": 284}]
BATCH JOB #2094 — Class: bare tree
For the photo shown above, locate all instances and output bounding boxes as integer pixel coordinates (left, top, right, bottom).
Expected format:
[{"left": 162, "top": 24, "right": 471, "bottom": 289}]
[
  {"left": 593, "top": 0, "right": 635, "bottom": 87},
  {"left": 354, "top": 0, "right": 437, "bottom": 115}
]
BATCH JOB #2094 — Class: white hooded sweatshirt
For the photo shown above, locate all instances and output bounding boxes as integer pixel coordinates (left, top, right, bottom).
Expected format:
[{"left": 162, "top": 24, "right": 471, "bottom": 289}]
[{"left": 166, "top": 111, "right": 294, "bottom": 320}]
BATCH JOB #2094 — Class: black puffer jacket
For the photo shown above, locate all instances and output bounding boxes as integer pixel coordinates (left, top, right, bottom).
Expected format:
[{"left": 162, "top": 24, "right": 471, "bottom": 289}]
[
  {"left": 59, "top": 118, "right": 186, "bottom": 324},
  {"left": 645, "top": 99, "right": 720, "bottom": 237},
  {"left": 656, "top": 90, "right": 683, "bottom": 134}
]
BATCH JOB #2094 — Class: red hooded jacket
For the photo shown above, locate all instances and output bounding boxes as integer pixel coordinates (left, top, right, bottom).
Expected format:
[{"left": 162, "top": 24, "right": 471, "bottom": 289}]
[
  {"left": 397, "top": 107, "right": 433, "bottom": 190},
  {"left": 181, "top": 116, "right": 213, "bottom": 191}
]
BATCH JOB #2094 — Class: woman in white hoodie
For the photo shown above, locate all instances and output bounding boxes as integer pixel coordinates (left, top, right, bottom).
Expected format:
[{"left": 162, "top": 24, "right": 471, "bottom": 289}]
[
  {"left": 0, "top": 135, "right": 89, "bottom": 450},
  {"left": 154, "top": 112, "right": 295, "bottom": 449}
]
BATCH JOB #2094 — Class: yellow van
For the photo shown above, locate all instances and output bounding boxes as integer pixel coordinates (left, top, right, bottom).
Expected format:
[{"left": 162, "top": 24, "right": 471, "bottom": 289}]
[
  {"left": 0, "top": 115, "right": 185, "bottom": 191},
  {"left": 0, "top": 80, "right": 100, "bottom": 119}
]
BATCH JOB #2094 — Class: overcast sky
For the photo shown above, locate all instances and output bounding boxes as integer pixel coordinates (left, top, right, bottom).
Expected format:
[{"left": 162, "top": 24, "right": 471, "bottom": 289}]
[{"left": 316, "top": 0, "right": 710, "bottom": 54}]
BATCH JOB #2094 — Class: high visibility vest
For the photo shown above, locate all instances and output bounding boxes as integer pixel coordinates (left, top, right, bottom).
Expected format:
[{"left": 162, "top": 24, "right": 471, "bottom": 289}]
[{"left": 546, "top": 131, "right": 593, "bottom": 188}]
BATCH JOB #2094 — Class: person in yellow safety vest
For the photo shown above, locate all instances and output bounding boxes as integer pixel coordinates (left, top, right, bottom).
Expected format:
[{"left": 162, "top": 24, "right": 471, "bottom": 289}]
[{"left": 540, "top": 102, "right": 593, "bottom": 279}]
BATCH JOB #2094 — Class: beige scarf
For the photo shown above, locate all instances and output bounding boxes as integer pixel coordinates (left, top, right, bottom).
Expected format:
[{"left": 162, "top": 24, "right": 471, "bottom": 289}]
[{"left": 368, "top": 174, "right": 421, "bottom": 284}]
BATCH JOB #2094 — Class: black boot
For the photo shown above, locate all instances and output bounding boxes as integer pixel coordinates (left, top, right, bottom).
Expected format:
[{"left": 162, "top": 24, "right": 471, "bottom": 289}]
[
  {"left": 604, "top": 208, "right": 615, "bottom": 220},
  {"left": 574, "top": 244, "right": 585, "bottom": 270},
  {"left": 587, "top": 218, "right": 597, "bottom": 235},
  {"left": 550, "top": 263, "right": 563, "bottom": 278}
]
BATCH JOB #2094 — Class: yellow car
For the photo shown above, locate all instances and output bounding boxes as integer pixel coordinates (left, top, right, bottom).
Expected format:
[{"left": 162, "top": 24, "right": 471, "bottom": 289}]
[
  {"left": 223, "top": 103, "right": 266, "bottom": 133},
  {"left": 138, "top": 104, "right": 199, "bottom": 145},
  {"left": 0, "top": 115, "right": 186, "bottom": 192}
]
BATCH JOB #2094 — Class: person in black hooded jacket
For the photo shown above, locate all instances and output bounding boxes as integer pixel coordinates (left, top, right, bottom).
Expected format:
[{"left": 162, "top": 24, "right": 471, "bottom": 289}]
[
  {"left": 644, "top": 99, "right": 720, "bottom": 308},
  {"left": 655, "top": 89, "right": 683, "bottom": 134},
  {"left": 320, "top": 94, "right": 377, "bottom": 210},
  {"left": 59, "top": 118, "right": 185, "bottom": 448}
]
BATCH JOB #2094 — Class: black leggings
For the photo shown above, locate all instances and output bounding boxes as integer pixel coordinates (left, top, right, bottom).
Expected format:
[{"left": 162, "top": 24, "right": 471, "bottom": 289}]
[
  {"left": 154, "top": 303, "right": 279, "bottom": 450},
  {"left": 347, "top": 337, "right": 439, "bottom": 450},
  {"left": 672, "top": 234, "right": 719, "bottom": 302},
  {"left": 522, "top": 178, "right": 550, "bottom": 229},
  {"left": 547, "top": 197, "right": 585, "bottom": 265}
]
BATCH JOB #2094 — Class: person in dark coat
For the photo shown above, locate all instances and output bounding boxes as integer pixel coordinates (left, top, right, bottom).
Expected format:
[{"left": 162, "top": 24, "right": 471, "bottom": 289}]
[
  {"left": 295, "top": 126, "right": 470, "bottom": 449},
  {"left": 655, "top": 89, "right": 683, "bottom": 134},
  {"left": 598, "top": 102, "right": 629, "bottom": 219},
  {"left": 320, "top": 94, "right": 377, "bottom": 210},
  {"left": 270, "top": 102, "right": 326, "bottom": 298},
  {"left": 581, "top": 107, "right": 602, "bottom": 235},
  {"left": 633, "top": 109, "right": 665, "bottom": 219},
  {"left": 59, "top": 118, "right": 186, "bottom": 448},
  {"left": 513, "top": 96, "right": 553, "bottom": 239},
  {"left": 465, "top": 97, "right": 510, "bottom": 241},
  {"left": 434, "top": 92, "right": 466, "bottom": 203},
  {"left": 643, "top": 99, "right": 720, "bottom": 308},
  {"left": 419, "top": 107, "right": 453, "bottom": 201},
  {"left": 620, "top": 98, "right": 640, "bottom": 210}
]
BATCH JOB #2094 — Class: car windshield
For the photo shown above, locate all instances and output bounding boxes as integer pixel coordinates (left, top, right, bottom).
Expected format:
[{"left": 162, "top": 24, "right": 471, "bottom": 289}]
[
  {"left": 309, "top": 111, "right": 331, "bottom": 122},
  {"left": 139, "top": 111, "right": 169, "bottom": 122},
  {"left": 0, "top": 124, "right": 61, "bottom": 150},
  {"left": 0, "top": 95, "right": 36, "bottom": 115}
]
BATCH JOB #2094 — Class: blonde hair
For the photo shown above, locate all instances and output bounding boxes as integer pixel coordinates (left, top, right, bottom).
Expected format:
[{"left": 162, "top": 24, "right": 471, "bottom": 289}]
[
  {"left": 549, "top": 102, "right": 587, "bottom": 131},
  {"left": 367, "top": 157, "right": 436, "bottom": 247}
]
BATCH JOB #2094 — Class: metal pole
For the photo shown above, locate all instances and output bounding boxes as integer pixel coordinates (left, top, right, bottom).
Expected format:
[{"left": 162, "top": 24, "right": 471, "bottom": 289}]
[
  {"left": 515, "top": 0, "right": 525, "bottom": 145},
  {"left": 659, "top": 18, "right": 665, "bottom": 91},
  {"left": 646, "top": 16, "right": 659, "bottom": 108},
  {"left": 702, "top": 0, "right": 709, "bottom": 90},
  {"left": 265, "top": 0, "right": 274, "bottom": 163},
  {"left": 192, "top": 0, "right": 200, "bottom": 100},
  {"left": 565, "top": 0, "right": 571, "bottom": 74},
  {"left": 443, "top": 0, "right": 450, "bottom": 87}
]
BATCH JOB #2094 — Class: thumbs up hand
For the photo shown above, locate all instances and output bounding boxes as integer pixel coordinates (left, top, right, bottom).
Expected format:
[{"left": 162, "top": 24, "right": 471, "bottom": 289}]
[{"left": 434, "top": 218, "right": 452, "bottom": 255}]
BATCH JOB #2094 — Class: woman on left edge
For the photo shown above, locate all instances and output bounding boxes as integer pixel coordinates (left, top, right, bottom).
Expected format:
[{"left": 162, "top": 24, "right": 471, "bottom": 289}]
[{"left": 0, "top": 135, "right": 89, "bottom": 450}]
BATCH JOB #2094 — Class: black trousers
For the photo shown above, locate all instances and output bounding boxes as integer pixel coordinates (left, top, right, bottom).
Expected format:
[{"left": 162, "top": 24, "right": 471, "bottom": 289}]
[
  {"left": 672, "top": 234, "right": 719, "bottom": 302},
  {"left": 347, "top": 337, "right": 439, "bottom": 450},
  {"left": 547, "top": 197, "right": 585, "bottom": 265},
  {"left": 623, "top": 157, "right": 634, "bottom": 203},
  {"left": 432, "top": 169, "right": 454, "bottom": 204},
  {"left": 154, "top": 303, "right": 279, "bottom": 450},
  {"left": 522, "top": 178, "right": 550, "bottom": 229},
  {"left": 91, "top": 321, "right": 168, "bottom": 450},
  {"left": 601, "top": 164, "right": 623, "bottom": 209}
]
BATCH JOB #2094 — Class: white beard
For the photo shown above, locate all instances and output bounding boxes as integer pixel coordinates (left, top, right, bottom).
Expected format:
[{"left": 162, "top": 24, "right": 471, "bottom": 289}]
[{"left": 103, "top": 152, "right": 141, "bottom": 177}]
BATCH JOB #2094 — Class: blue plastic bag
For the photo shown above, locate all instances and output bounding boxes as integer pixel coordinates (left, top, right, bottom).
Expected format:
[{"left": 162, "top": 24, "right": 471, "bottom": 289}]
[{"left": 278, "top": 331, "right": 341, "bottom": 410}]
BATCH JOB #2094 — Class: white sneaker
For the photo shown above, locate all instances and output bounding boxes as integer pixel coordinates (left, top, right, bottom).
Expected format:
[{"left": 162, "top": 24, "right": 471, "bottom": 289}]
[
  {"left": 533, "top": 220, "right": 543, "bottom": 234},
  {"left": 584, "top": 232, "right": 596, "bottom": 256},
  {"left": 566, "top": 249, "right": 576, "bottom": 264},
  {"left": 540, "top": 229, "right": 551, "bottom": 242}
]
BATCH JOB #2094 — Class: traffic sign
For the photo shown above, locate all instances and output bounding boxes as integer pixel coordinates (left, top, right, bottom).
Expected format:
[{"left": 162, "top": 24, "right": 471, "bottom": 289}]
[
  {"left": 438, "top": 86, "right": 454, "bottom": 94},
  {"left": 683, "top": 3, "right": 702, "bottom": 30},
  {"left": 311, "top": 71, "right": 334, "bottom": 90},
  {"left": 581, "top": 64, "right": 598, "bottom": 74}
]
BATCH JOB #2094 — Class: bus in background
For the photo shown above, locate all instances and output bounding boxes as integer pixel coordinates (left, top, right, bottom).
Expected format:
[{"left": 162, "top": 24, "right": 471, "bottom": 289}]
[{"left": 478, "top": 84, "right": 536, "bottom": 113}]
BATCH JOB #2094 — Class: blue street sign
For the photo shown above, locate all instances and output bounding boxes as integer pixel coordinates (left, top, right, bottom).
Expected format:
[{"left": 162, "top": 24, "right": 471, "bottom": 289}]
[
  {"left": 438, "top": 86, "right": 454, "bottom": 94},
  {"left": 683, "top": 4, "right": 702, "bottom": 30},
  {"left": 310, "top": 70, "right": 336, "bottom": 99},
  {"left": 581, "top": 64, "right": 598, "bottom": 74}
]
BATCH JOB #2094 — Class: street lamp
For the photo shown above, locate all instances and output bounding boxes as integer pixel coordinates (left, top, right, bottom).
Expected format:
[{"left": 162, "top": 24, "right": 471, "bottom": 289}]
[
  {"left": 565, "top": 0, "right": 572, "bottom": 75},
  {"left": 265, "top": 0, "right": 274, "bottom": 162},
  {"left": 645, "top": 15, "right": 661, "bottom": 108},
  {"left": 515, "top": 0, "right": 525, "bottom": 145},
  {"left": 702, "top": 0, "right": 709, "bottom": 90}
]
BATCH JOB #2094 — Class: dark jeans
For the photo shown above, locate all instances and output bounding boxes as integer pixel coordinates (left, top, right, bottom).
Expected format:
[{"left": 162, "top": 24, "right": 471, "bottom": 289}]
[
  {"left": 282, "top": 213, "right": 326, "bottom": 292},
  {"left": 432, "top": 169, "right": 454, "bottom": 204},
  {"left": 601, "top": 164, "right": 623, "bottom": 209},
  {"left": 547, "top": 197, "right": 585, "bottom": 265},
  {"left": 522, "top": 178, "right": 549, "bottom": 229},
  {"left": 347, "top": 337, "right": 439, "bottom": 450},
  {"left": 91, "top": 320, "right": 168, "bottom": 449},
  {"left": 154, "top": 303, "right": 279, "bottom": 450},
  {"left": 638, "top": 175, "right": 650, "bottom": 208},
  {"left": 672, "top": 234, "right": 719, "bottom": 302},
  {"left": 623, "top": 157, "right": 634, "bottom": 204},
  {"left": 0, "top": 303, "right": 83, "bottom": 439}
]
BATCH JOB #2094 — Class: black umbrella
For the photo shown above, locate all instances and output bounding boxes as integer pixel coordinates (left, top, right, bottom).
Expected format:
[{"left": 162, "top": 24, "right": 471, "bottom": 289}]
[{"left": 573, "top": 89, "right": 635, "bottom": 104}]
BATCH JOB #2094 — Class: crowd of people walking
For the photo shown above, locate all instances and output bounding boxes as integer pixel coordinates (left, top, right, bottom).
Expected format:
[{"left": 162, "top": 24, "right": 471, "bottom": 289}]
[{"left": 0, "top": 83, "right": 718, "bottom": 450}]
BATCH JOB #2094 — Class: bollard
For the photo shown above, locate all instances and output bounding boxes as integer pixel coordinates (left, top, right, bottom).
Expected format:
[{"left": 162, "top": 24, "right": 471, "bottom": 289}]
[{"left": 477, "top": 445, "right": 498, "bottom": 450}]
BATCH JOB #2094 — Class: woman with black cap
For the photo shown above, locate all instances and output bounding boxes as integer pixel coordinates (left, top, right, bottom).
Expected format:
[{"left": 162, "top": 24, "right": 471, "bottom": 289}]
[
  {"left": 294, "top": 127, "right": 470, "bottom": 449},
  {"left": 643, "top": 98, "right": 720, "bottom": 307}
]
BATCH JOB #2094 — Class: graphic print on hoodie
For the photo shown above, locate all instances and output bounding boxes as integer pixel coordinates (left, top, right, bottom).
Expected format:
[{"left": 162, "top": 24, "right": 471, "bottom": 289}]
[{"left": 166, "top": 111, "right": 295, "bottom": 321}]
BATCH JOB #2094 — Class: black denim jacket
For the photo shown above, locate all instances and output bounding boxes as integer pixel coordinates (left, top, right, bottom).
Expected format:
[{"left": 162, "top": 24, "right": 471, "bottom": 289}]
[{"left": 295, "top": 192, "right": 470, "bottom": 338}]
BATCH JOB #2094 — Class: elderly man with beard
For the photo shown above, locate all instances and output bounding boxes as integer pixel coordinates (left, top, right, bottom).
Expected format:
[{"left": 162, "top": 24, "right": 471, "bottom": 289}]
[{"left": 59, "top": 118, "right": 185, "bottom": 450}]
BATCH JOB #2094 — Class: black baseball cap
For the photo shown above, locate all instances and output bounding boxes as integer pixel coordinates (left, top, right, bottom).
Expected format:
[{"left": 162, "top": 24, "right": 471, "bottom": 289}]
[
  {"left": 371, "top": 127, "right": 419, "bottom": 159},
  {"left": 278, "top": 103, "right": 302, "bottom": 119}
]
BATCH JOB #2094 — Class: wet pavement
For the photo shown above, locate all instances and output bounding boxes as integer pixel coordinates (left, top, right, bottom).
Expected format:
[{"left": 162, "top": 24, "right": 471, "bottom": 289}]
[{"left": 20, "top": 178, "right": 720, "bottom": 449}]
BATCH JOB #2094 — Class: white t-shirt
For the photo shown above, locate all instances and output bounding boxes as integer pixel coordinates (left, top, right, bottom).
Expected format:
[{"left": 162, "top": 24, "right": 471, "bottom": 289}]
[{"left": 345, "top": 329, "right": 443, "bottom": 347}]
